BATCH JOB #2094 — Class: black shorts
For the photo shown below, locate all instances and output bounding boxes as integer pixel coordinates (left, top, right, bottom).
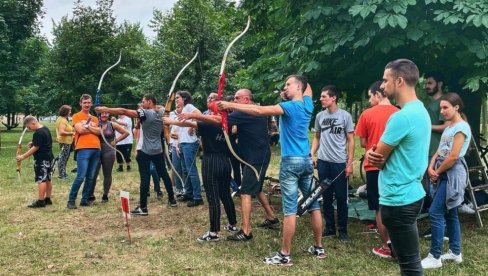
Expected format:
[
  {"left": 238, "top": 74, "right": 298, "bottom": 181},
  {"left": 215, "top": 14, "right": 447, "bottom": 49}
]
[
  {"left": 239, "top": 162, "right": 269, "bottom": 196},
  {"left": 366, "top": 170, "right": 380, "bottom": 211},
  {"left": 34, "top": 160, "right": 53, "bottom": 183}
]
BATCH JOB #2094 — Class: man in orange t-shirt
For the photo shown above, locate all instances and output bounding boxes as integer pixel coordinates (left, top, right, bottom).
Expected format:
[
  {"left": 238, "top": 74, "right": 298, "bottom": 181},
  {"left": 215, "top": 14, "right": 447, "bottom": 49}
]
[
  {"left": 67, "top": 94, "right": 101, "bottom": 209},
  {"left": 355, "top": 81, "right": 398, "bottom": 258}
]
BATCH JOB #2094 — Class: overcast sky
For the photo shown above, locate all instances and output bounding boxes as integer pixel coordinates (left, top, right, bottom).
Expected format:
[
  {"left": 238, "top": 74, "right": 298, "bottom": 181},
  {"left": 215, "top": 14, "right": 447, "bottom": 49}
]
[{"left": 40, "top": 0, "right": 179, "bottom": 42}]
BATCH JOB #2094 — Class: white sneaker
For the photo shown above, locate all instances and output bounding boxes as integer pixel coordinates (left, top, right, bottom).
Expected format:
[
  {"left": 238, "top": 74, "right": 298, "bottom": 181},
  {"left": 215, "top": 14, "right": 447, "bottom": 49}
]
[
  {"left": 458, "top": 203, "right": 475, "bottom": 214},
  {"left": 421, "top": 253, "right": 442, "bottom": 269},
  {"left": 424, "top": 234, "right": 449, "bottom": 241},
  {"left": 441, "top": 249, "right": 463, "bottom": 264}
]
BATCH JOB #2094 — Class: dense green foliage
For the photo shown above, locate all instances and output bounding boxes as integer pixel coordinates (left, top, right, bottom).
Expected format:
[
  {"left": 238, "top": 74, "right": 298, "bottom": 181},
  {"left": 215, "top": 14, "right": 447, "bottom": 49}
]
[{"left": 1, "top": 0, "right": 487, "bottom": 123}]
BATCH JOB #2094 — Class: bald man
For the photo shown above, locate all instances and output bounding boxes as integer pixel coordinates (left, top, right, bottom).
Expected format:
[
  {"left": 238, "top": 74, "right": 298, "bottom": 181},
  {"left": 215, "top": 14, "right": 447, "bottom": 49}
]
[{"left": 225, "top": 89, "right": 279, "bottom": 242}]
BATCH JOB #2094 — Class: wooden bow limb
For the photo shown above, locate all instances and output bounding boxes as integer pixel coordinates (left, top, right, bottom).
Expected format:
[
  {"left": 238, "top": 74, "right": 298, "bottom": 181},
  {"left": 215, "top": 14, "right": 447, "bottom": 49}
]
[
  {"left": 95, "top": 52, "right": 126, "bottom": 163},
  {"left": 16, "top": 127, "right": 28, "bottom": 181},
  {"left": 163, "top": 50, "right": 199, "bottom": 186},
  {"left": 216, "top": 16, "right": 259, "bottom": 180}
]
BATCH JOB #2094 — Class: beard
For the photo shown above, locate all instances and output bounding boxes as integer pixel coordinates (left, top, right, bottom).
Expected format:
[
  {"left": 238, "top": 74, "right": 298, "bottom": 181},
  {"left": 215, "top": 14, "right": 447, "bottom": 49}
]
[
  {"left": 426, "top": 83, "right": 439, "bottom": 96},
  {"left": 385, "top": 89, "right": 396, "bottom": 101}
]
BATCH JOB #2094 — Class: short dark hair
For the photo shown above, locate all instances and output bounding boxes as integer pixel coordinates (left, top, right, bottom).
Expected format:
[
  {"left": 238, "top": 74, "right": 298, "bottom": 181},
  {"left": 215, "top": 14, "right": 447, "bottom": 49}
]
[
  {"left": 322, "top": 85, "right": 339, "bottom": 103},
  {"left": 368, "top": 81, "right": 384, "bottom": 97},
  {"left": 286, "top": 75, "right": 308, "bottom": 93},
  {"left": 385, "top": 59, "right": 419, "bottom": 87},
  {"left": 58, "top": 105, "right": 72, "bottom": 117},
  {"left": 176, "top": 91, "right": 192, "bottom": 105},
  {"left": 143, "top": 94, "right": 157, "bottom": 105},
  {"left": 79, "top": 94, "right": 92, "bottom": 102},
  {"left": 425, "top": 71, "right": 445, "bottom": 83}
]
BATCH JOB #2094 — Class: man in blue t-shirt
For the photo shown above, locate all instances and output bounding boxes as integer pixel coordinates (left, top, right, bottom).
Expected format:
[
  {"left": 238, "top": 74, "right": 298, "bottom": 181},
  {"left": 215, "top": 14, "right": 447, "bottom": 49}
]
[
  {"left": 366, "top": 59, "right": 431, "bottom": 275},
  {"left": 218, "top": 75, "right": 325, "bottom": 266}
]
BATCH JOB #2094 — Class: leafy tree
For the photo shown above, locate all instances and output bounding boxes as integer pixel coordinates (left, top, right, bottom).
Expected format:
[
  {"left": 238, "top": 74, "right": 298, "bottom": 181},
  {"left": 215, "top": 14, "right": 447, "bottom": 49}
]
[
  {"left": 239, "top": 0, "right": 487, "bottom": 133},
  {"left": 0, "top": 0, "right": 43, "bottom": 128},
  {"left": 46, "top": 0, "right": 147, "bottom": 112},
  {"left": 147, "top": 0, "right": 246, "bottom": 107}
]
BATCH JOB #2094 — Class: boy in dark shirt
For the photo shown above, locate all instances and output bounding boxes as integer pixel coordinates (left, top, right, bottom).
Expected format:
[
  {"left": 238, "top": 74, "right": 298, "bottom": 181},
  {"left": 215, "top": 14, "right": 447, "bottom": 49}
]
[{"left": 16, "top": 115, "right": 54, "bottom": 208}]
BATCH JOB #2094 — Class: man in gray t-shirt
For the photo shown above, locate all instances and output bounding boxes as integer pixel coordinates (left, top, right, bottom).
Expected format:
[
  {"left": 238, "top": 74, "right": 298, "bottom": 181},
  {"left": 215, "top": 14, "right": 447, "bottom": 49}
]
[
  {"left": 311, "top": 85, "right": 354, "bottom": 240},
  {"left": 140, "top": 108, "right": 164, "bottom": 155},
  {"left": 96, "top": 94, "right": 176, "bottom": 215}
]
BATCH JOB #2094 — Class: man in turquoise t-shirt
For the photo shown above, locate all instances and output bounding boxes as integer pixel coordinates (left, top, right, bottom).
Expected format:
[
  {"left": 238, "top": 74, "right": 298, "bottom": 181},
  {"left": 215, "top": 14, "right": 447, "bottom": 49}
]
[
  {"left": 218, "top": 76, "right": 325, "bottom": 266},
  {"left": 367, "top": 59, "right": 431, "bottom": 275}
]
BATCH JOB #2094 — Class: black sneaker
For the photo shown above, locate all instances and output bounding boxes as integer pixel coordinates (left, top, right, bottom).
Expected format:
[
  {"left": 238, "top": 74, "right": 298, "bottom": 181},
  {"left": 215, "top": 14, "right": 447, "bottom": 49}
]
[
  {"left": 130, "top": 206, "right": 148, "bottom": 216},
  {"left": 156, "top": 193, "right": 163, "bottom": 200},
  {"left": 117, "top": 166, "right": 123, "bottom": 172},
  {"left": 80, "top": 201, "right": 95, "bottom": 207},
  {"left": 28, "top": 200, "right": 46, "bottom": 208},
  {"left": 168, "top": 199, "right": 177, "bottom": 207},
  {"left": 71, "top": 168, "right": 77, "bottom": 173},
  {"left": 44, "top": 198, "right": 53, "bottom": 205},
  {"left": 257, "top": 218, "right": 280, "bottom": 229},
  {"left": 322, "top": 229, "right": 336, "bottom": 238},
  {"left": 101, "top": 195, "right": 109, "bottom": 203},
  {"left": 197, "top": 231, "right": 219, "bottom": 242},
  {"left": 67, "top": 201, "right": 77, "bottom": 209},
  {"left": 227, "top": 229, "right": 253, "bottom": 241},
  {"left": 88, "top": 196, "right": 96, "bottom": 202},
  {"left": 126, "top": 165, "right": 131, "bottom": 171},
  {"left": 187, "top": 199, "right": 204, "bottom": 207},
  {"left": 338, "top": 231, "right": 349, "bottom": 241},
  {"left": 177, "top": 195, "right": 192, "bottom": 202}
]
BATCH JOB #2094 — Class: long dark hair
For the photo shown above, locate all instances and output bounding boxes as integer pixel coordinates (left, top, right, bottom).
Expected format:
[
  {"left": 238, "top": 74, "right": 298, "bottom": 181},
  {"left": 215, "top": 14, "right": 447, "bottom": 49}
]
[{"left": 440, "top": 92, "right": 467, "bottom": 121}]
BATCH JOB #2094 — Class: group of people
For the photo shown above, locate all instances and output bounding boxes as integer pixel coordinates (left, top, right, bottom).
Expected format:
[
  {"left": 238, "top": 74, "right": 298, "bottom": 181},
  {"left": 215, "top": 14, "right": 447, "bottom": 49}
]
[{"left": 16, "top": 58, "right": 473, "bottom": 274}]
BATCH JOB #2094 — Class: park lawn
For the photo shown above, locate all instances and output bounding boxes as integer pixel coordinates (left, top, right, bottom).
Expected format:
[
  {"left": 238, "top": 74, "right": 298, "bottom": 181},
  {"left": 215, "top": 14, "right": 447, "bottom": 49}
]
[{"left": 0, "top": 123, "right": 487, "bottom": 275}]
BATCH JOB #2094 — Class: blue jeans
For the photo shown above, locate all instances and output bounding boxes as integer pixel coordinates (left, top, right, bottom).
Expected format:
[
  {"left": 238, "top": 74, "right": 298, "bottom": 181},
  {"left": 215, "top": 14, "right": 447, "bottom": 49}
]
[
  {"left": 381, "top": 199, "right": 424, "bottom": 276},
  {"left": 170, "top": 145, "right": 184, "bottom": 193},
  {"left": 318, "top": 159, "right": 348, "bottom": 233},
  {"left": 279, "top": 156, "right": 319, "bottom": 216},
  {"left": 68, "top": 148, "right": 100, "bottom": 203},
  {"left": 429, "top": 176, "right": 461, "bottom": 258},
  {"left": 180, "top": 142, "right": 202, "bottom": 200}
]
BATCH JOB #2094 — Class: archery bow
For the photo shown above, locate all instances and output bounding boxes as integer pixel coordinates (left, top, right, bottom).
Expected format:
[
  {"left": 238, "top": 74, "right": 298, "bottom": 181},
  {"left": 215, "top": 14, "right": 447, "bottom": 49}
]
[
  {"left": 95, "top": 52, "right": 126, "bottom": 162},
  {"left": 16, "top": 127, "right": 28, "bottom": 181},
  {"left": 163, "top": 50, "right": 199, "bottom": 186},
  {"left": 217, "top": 16, "right": 259, "bottom": 180}
]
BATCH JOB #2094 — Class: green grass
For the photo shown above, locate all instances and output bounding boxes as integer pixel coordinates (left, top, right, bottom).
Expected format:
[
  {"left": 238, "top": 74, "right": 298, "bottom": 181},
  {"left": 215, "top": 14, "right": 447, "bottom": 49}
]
[{"left": 1, "top": 123, "right": 488, "bottom": 275}]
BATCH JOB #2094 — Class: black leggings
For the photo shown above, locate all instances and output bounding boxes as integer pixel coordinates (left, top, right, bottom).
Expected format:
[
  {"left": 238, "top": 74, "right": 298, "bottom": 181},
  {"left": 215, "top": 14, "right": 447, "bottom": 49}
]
[
  {"left": 202, "top": 153, "right": 237, "bottom": 232},
  {"left": 381, "top": 199, "right": 424, "bottom": 276}
]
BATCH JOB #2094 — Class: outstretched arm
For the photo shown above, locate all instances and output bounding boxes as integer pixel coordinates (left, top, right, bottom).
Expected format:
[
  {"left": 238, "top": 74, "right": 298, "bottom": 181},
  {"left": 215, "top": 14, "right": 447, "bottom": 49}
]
[
  {"left": 217, "top": 102, "right": 284, "bottom": 116},
  {"left": 177, "top": 112, "right": 221, "bottom": 125},
  {"left": 95, "top": 106, "right": 138, "bottom": 118},
  {"left": 164, "top": 117, "right": 197, "bottom": 129}
]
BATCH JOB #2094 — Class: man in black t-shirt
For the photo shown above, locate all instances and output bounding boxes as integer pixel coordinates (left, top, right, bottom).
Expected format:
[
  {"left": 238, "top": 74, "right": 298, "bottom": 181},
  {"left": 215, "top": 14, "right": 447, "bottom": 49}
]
[
  {"left": 226, "top": 89, "right": 279, "bottom": 241},
  {"left": 16, "top": 116, "right": 54, "bottom": 208}
]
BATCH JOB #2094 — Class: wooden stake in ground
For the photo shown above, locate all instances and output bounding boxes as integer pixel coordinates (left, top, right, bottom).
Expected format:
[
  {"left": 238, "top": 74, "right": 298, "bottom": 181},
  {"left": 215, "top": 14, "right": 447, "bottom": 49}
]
[{"left": 120, "top": 191, "right": 131, "bottom": 244}]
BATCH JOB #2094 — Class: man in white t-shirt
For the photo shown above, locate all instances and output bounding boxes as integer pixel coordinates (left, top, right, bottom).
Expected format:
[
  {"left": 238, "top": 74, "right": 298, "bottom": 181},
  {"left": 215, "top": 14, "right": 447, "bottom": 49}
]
[{"left": 114, "top": 114, "right": 133, "bottom": 172}]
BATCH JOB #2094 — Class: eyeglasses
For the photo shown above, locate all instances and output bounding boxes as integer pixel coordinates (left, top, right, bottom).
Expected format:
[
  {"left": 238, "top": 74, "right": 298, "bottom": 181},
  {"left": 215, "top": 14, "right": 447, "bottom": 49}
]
[{"left": 234, "top": 96, "right": 248, "bottom": 100}]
